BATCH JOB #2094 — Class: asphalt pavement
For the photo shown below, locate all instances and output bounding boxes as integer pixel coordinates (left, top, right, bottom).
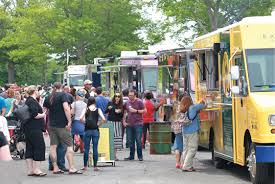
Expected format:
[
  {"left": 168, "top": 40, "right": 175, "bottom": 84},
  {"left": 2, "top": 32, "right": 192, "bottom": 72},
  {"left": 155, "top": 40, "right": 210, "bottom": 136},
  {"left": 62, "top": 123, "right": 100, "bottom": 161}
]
[{"left": 0, "top": 137, "right": 273, "bottom": 184}]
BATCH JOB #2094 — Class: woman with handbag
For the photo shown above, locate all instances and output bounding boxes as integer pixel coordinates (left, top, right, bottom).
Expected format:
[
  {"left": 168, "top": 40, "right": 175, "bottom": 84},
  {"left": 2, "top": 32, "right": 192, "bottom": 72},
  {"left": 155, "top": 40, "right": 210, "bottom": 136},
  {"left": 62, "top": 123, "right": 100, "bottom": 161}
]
[
  {"left": 71, "top": 89, "right": 87, "bottom": 153},
  {"left": 171, "top": 95, "right": 185, "bottom": 169},
  {"left": 180, "top": 96, "right": 206, "bottom": 172},
  {"left": 24, "top": 86, "right": 47, "bottom": 177},
  {"left": 80, "top": 96, "right": 106, "bottom": 171}
]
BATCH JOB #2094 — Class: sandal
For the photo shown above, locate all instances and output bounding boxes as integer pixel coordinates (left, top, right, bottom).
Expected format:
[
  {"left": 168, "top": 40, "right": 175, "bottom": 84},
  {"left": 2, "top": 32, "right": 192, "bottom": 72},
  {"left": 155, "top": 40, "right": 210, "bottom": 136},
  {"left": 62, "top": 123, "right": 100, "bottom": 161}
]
[
  {"left": 182, "top": 167, "right": 196, "bottom": 172},
  {"left": 33, "top": 172, "right": 47, "bottom": 177},
  {"left": 81, "top": 167, "right": 88, "bottom": 171},
  {"left": 27, "top": 173, "right": 35, "bottom": 176},
  {"left": 69, "top": 170, "right": 83, "bottom": 175},
  {"left": 93, "top": 167, "right": 101, "bottom": 172},
  {"left": 53, "top": 170, "right": 64, "bottom": 174}
]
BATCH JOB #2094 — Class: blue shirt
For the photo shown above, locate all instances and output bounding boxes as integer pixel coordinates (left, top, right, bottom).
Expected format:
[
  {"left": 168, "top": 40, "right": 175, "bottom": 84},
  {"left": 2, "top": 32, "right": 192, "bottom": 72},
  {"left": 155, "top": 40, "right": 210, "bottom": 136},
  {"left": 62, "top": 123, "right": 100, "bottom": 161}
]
[
  {"left": 4, "top": 98, "right": 14, "bottom": 116},
  {"left": 96, "top": 96, "right": 109, "bottom": 115},
  {"left": 183, "top": 103, "right": 206, "bottom": 134},
  {"left": 0, "top": 96, "right": 7, "bottom": 114}
]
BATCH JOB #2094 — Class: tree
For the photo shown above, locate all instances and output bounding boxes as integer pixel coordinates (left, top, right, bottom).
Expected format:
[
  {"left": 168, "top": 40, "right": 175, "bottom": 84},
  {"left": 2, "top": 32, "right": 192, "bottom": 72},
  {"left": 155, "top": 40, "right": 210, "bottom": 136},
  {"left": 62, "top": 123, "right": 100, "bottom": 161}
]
[
  {"left": 0, "top": 0, "right": 148, "bottom": 84},
  {"left": 50, "top": 0, "right": 144, "bottom": 64},
  {"left": 0, "top": 0, "right": 55, "bottom": 83},
  {"left": 0, "top": 6, "right": 13, "bottom": 83},
  {"left": 155, "top": 0, "right": 275, "bottom": 43}
]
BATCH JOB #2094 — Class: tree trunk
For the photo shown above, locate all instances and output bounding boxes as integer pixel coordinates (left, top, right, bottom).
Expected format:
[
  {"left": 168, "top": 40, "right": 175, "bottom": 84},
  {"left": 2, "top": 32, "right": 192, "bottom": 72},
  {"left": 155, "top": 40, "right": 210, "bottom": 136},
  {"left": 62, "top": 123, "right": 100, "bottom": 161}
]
[
  {"left": 43, "top": 61, "right": 47, "bottom": 84},
  {"left": 205, "top": 0, "right": 219, "bottom": 31},
  {"left": 8, "top": 61, "right": 15, "bottom": 83},
  {"left": 210, "top": 14, "right": 218, "bottom": 31}
]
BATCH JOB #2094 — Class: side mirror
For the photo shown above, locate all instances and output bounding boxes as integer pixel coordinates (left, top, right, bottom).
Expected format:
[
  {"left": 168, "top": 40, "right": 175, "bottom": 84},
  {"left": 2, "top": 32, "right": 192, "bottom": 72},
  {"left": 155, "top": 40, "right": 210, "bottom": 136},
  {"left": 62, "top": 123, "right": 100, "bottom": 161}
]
[
  {"left": 231, "top": 86, "right": 240, "bottom": 95},
  {"left": 231, "top": 66, "right": 240, "bottom": 80}
]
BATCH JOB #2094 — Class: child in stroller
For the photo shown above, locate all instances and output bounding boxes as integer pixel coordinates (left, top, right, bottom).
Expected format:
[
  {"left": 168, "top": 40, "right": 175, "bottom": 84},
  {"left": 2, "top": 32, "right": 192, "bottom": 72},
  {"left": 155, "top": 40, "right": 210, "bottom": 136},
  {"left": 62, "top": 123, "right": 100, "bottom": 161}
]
[{"left": 7, "top": 117, "right": 25, "bottom": 159}]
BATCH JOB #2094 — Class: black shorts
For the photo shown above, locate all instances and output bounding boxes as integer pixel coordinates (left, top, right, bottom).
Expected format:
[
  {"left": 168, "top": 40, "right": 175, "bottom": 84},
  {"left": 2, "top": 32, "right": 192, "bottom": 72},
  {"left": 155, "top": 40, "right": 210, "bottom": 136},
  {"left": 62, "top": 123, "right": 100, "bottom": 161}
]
[
  {"left": 0, "top": 131, "right": 8, "bottom": 148},
  {"left": 25, "top": 130, "right": 46, "bottom": 161}
]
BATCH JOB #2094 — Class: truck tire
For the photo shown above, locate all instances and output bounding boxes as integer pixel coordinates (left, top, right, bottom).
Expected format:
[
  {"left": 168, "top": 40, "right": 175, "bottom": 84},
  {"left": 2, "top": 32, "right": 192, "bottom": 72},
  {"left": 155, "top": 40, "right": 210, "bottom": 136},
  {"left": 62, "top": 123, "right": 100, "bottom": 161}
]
[
  {"left": 214, "top": 157, "right": 226, "bottom": 169},
  {"left": 247, "top": 143, "right": 269, "bottom": 184}
]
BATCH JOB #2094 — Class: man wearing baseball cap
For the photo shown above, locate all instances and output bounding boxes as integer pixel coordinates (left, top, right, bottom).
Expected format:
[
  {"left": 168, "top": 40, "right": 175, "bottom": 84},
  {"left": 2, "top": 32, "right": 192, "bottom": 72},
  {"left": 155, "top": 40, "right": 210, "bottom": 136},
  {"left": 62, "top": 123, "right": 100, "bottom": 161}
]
[{"left": 83, "top": 80, "right": 93, "bottom": 99}]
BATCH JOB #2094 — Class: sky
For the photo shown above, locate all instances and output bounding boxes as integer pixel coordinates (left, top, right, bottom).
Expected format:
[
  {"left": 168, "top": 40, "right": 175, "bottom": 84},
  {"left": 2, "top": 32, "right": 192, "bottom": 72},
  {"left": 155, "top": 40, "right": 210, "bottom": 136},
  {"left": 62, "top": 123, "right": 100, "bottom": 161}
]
[
  {"left": 140, "top": 4, "right": 181, "bottom": 53},
  {"left": 141, "top": 3, "right": 195, "bottom": 53}
]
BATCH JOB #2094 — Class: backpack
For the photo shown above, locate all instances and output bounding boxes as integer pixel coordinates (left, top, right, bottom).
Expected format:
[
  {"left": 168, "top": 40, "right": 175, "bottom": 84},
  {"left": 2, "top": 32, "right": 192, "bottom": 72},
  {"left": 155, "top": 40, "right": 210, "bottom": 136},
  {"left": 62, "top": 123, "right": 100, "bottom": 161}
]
[
  {"left": 13, "top": 104, "right": 31, "bottom": 124},
  {"left": 85, "top": 108, "right": 99, "bottom": 130},
  {"left": 178, "top": 109, "right": 197, "bottom": 126}
]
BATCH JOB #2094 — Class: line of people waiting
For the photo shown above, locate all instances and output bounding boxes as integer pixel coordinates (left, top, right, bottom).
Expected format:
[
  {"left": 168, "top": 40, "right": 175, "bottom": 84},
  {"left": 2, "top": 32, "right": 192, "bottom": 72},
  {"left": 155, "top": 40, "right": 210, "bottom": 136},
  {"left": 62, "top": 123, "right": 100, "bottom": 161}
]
[{"left": 0, "top": 81, "right": 166, "bottom": 177}]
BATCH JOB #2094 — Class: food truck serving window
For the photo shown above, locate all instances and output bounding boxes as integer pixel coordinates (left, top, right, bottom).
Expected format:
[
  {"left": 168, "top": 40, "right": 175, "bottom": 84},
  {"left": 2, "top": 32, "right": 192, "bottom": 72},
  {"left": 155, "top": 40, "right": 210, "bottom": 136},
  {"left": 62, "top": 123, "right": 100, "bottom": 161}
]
[
  {"left": 142, "top": 68, "right": 158, "bottom": 91},
  {"left": 198, "top": 51, "right": 219, "bottom": 90},
  {"left": 206, "top": 51, "right": 219, "bottom": 90},
  {"left": 189, "top": 61, "right": 196, "bottom": 92},
  {"left": 199, "top": 53, "right": 206, "bottom": 81},
  {"left": 246, "top": 48, "right": 275, "bottom": 92}
]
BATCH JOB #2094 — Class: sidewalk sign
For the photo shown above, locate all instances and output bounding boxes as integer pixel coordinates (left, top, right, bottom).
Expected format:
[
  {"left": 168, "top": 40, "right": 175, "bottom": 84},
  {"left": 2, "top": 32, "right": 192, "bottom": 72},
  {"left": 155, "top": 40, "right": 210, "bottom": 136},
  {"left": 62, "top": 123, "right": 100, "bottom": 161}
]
[{"left": 88, "top": 123, "right": 115, "bottom": 167}]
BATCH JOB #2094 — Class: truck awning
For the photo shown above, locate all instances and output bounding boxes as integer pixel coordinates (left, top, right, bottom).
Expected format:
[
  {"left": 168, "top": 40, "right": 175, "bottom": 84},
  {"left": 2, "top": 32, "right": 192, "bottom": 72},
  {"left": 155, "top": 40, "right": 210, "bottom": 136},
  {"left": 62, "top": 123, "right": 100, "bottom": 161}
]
[{"left": 100, "top": 65, "right": 130, "bottom": 69}]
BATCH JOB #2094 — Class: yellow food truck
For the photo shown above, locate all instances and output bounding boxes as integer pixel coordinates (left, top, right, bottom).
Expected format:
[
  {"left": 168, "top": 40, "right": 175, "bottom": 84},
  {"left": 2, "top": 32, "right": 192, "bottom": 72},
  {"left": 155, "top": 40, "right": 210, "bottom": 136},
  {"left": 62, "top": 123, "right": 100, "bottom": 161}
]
[{"left": 193, "top": 16, "right": 275, "bottom": 184}]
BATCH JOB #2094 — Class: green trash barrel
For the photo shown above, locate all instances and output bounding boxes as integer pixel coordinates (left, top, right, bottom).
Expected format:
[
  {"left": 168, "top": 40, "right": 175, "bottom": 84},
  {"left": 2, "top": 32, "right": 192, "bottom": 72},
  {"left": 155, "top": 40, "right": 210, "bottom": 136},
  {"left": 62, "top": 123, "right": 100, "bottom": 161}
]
[{"left": 149, "top": 122, "right": 171, "bottom": 154}]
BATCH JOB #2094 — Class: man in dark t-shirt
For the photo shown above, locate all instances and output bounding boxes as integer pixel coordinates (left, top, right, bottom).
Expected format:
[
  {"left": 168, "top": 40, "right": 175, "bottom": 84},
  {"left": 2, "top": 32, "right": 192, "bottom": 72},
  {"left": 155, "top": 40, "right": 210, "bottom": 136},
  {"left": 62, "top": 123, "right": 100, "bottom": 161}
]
[
  {"left": 43, "top": 90, "right": 69, "bottom": 171},
  {"left": 43, "top": 82, "right": 82, "bottom": 174},
  {"left": 63, "top": 86, "right": 74, "bottom": 105},
  {"left": 44, "top": 92, "right": 69, "bottom": 128}
]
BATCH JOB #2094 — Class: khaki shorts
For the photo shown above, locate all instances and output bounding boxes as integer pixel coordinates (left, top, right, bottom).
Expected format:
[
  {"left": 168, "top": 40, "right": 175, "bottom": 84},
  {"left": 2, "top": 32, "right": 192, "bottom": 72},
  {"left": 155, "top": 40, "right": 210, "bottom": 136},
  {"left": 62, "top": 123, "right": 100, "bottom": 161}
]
[{"left": 48, "top": 127, "right": 73, "bottom": 147}]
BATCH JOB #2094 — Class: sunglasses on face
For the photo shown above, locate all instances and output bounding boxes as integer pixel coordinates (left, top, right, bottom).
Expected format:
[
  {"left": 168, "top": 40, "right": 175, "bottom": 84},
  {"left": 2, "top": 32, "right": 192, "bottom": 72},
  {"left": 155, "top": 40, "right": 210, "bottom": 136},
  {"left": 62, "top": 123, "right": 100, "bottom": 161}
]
[{"left": 115, "top": 95, "right": 121, "bottom": 98}]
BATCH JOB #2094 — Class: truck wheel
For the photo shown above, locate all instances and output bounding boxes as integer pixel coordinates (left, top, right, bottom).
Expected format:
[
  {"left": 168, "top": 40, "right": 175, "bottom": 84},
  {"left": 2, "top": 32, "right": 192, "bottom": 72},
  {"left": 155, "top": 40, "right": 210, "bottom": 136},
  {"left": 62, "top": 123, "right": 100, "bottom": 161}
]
[
  {"left": 247, "top": 143, "right": 269, "bottom": 184},
  {"left": 214, "top": 157, "right": 226, "bottom": 169}
]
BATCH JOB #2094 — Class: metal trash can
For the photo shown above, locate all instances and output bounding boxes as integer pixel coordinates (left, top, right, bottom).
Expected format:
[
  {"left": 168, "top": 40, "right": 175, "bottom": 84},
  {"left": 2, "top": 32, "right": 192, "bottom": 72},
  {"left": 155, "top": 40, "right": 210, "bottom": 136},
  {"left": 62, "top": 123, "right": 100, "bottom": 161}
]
[{"left": 149, "top": 122, "right": 171, "bottom": 154}]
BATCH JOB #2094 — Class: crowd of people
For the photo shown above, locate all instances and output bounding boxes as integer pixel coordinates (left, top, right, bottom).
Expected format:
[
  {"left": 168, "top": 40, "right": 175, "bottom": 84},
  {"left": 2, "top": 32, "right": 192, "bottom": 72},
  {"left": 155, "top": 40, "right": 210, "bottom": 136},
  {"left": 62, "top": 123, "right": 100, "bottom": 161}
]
[
  {"left": 0, "top": 80, "right": 163, "bottom": 175},
  {"left": 0, "top": 79, "right": 206, "bottom": 176}
]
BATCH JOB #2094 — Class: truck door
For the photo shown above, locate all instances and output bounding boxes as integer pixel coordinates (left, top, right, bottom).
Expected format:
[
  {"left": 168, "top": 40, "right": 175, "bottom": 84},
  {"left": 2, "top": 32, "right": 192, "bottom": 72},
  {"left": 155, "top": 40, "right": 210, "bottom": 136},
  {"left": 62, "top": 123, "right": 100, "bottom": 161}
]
[
  {"left": 220, "top": 51, "right": 234, "bottom": 160},
  {"left": 232, "top": 55, "right": 248, "bottom": 165}
]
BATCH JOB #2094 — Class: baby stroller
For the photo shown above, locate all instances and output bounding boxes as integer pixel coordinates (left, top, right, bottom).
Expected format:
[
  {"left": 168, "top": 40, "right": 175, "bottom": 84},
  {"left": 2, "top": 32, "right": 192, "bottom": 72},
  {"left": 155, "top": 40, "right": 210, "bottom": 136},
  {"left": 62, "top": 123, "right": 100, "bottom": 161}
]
[{"left": 7, "top": 118, "right": 25, "bottom": 159}]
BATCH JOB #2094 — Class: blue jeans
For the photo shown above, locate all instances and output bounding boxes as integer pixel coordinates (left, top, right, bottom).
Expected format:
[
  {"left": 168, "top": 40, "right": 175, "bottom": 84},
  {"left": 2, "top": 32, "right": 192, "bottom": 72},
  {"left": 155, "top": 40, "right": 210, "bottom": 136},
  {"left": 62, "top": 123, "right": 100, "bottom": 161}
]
[
  {"left": 128, "top": 124, "right": 143, "bottom": 159},
  {"left": 126, "top": 126, "right": 131, "bottom": 147},
  {"left": 48, "top": 144, "right": 66, "bottom": 169},
  {"left": 83, "top": 129, "right": 100, "bottom": 167}
]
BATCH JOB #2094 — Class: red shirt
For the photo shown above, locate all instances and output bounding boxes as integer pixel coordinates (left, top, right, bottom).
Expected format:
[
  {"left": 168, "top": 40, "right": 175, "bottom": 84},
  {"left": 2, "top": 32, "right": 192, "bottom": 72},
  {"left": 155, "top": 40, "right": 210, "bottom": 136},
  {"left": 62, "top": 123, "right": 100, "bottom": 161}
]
[{"left": 143, "top": 99, "right": 154, "bottom": 123}]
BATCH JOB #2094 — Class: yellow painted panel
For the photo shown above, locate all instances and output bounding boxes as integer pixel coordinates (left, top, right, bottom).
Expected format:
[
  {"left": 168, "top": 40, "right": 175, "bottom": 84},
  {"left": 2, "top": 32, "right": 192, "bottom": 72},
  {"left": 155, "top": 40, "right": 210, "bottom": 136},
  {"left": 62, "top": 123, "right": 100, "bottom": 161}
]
[
  {"left": 194, "top": 34, "right": 221, "bottom": 48},
  {"left": 88, "top": 128, "right": 111, "bottom": 166},
  {"left": 241, "top": 24, "right": 275, "bottom": 49},
  {"left": 98, "top": 128, "right": 110, "bottom": 161},
  {"left": 230, "top": 26, "right": 243, "bottom": 54},
  {"left": 247, "top": 93, "right": 275, "bottom": 143}
]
